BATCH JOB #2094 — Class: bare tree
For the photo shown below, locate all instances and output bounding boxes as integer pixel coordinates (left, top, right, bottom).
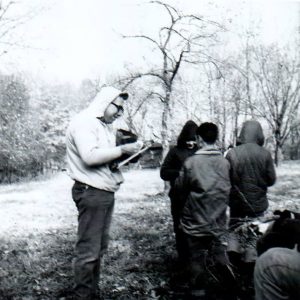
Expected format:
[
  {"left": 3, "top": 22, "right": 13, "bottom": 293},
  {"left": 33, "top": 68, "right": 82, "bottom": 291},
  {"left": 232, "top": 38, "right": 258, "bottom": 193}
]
[
  {"left": 0, "top": 0, "right": 43, "bottom": 56},
  {"left": 203, "top": 56, "right": 247, "bottom": 148},
  {"left": 251, "top": 45, "right": 300, "bottom": 165},
  {"left": 118, "top": 1, "right": 225, "bottom": 157}
]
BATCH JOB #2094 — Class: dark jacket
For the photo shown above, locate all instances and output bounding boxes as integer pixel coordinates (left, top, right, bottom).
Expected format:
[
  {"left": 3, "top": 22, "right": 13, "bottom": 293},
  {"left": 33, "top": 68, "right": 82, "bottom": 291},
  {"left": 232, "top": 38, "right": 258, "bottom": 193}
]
[
  {"left": 226, "top": 121, "right": 276, "bottom": 217},
  {"left": 175, "top": 149, "right": 231, "bottom": 237},
  {"left": 160, "top": 120, "right": 198, "bottom": 194},
  {"left": 160, "top": 120, "right": 198, "bottom": 226}
]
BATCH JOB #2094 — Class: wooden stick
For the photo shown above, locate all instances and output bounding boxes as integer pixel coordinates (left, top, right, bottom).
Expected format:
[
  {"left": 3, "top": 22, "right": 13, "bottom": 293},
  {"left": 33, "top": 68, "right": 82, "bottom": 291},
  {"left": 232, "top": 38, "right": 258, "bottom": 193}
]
[{"left": 117, "top": 144, "right": 153, "bottom": 169}]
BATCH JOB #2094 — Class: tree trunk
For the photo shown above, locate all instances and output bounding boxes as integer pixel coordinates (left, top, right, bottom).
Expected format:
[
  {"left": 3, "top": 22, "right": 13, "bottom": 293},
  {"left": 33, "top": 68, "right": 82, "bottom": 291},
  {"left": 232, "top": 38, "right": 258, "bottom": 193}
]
[
  {"left": 161, "top": 91, "right": 171, "bottom": 192},
  {"left": 274, "top": 130, "right": 281, "bottom": 166},
  {"left": 161, "top": 92, "right": 171, "bottom": 161}
]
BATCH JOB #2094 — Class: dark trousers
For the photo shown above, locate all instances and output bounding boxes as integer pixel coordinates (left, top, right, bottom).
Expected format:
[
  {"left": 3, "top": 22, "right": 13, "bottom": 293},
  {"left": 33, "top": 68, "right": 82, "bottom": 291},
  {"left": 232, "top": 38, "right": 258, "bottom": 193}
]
[
  {"left": 72, "top": 181, "right": 115, "bottom": 299},
  {"left": 170, "top": 198, "right": 188, "bottom": 262},
  {"left": 185, "top": 235, "right": 213, "bottom": 289},
  {"left": 185, "top": 234, "right": 233, "bottom": 291}
]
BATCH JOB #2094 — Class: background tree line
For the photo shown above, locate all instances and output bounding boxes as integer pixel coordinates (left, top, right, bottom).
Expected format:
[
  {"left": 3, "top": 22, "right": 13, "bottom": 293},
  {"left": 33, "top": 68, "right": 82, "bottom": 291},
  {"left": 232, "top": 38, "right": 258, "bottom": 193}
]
[
  {"left": 116, "top": 2, "right": 300, "bottom": 166},
  {"left": 0, "top": 1, "right": 300, "bottom": 183},
  {"left": 0, "top": 76, "right": 98, "bottom": 183}
]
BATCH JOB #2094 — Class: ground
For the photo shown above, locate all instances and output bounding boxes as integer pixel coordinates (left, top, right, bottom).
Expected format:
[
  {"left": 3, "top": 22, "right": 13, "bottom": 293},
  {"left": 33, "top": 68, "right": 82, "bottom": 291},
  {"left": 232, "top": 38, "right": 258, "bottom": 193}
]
[{"left": 0, "top": 161, "right": 299, "bottom": 299}]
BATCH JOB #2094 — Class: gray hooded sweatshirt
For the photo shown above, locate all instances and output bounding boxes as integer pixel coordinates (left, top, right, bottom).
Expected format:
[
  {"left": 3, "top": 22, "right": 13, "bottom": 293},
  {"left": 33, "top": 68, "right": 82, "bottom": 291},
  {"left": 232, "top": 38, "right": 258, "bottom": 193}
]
[{"left": 66, "top": 86, "right": 125, "bottom": 192}]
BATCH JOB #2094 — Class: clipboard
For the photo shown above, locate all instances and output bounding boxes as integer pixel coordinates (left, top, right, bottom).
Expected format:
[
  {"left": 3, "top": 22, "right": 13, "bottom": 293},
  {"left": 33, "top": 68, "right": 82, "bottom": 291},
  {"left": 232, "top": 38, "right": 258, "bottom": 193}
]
[{"left": 116, "top": 141, "right": 154, "bottom": 169}]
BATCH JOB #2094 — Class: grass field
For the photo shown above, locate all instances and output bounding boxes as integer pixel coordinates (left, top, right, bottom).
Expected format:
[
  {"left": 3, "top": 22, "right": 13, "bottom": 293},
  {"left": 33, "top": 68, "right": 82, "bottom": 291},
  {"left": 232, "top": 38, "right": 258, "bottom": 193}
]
[{"left": 0, "top": 161, "right": 299, "bottom": 299}]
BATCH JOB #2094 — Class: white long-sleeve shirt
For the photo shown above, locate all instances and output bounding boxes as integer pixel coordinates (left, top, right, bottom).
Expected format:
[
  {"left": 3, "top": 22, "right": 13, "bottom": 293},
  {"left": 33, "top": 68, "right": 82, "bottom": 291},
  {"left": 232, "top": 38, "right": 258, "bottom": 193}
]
[
  {"left": 66, "top": 86, "right": 125, "bottom": 192},
  {"left": 66, "top": 115, "right": 124, "bottom": 192}
]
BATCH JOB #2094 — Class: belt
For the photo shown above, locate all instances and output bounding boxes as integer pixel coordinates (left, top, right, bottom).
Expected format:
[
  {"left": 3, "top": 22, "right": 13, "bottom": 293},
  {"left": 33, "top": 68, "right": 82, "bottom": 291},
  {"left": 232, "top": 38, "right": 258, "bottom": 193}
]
[{"left": 74, "top": 180, "right": 90, "bottom": 190}]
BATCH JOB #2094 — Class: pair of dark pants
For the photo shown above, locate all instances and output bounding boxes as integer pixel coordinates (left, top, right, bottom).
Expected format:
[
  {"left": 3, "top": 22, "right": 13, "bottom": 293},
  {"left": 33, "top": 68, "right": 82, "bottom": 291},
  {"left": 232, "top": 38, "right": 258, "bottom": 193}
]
[
  {"left": 170, "top": 197, "right": 188, "bottom": 263},
  {"left": 185, "top": 235, "right": 232, "bottom": 290},
  {"left": 185, "top": 235, "right": 213, "bottom": 289},
  {"left": 72, "top": 181, "right": 115, "bottom": 299}
]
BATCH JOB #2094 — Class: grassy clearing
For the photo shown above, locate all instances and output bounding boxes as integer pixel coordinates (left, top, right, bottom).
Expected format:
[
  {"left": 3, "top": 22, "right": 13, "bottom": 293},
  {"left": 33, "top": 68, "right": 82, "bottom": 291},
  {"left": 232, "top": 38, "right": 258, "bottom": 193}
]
[
  {"left": 0, "top": 162, "right": 299, "bottom": 299},
  {"left": 268, "top": 160, "right": 300, "bottom": 211},
  {"left": 0, "top": 194, "right": 173, "bottom": 300},
  {"left": 0, "top": 169, "right": 174, "bottom": 300}
]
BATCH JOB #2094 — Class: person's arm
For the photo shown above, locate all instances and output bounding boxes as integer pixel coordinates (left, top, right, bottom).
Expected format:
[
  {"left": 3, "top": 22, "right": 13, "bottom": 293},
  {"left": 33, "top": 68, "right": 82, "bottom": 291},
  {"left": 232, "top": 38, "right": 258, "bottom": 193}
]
[
  {"left": 174, "top": 163, "right": 190, "bottom": 195},
  {"left": 160, "top": 148, "right": 180, "bottom": 181},
  {"left": 73, "top": 124, "right": 141, "bottom": 167},
  {"left": 265, "top": 152, "right": 276, "bottom": 186},
  {"left": 225, "top": 149, "right": 239, "bottom": 185}
]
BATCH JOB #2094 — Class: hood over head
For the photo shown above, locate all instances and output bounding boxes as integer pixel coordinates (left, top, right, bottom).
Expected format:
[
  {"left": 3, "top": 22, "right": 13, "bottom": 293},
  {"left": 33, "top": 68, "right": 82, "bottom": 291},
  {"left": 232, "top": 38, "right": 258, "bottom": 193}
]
[
  {"left": 177, "top": 120, "right": 198, "bottom": 148},
  {"left": 238, "top": 120, "right": 265, "bottom": 146},
  {"left": 84, "top": 86, "right": 127, "bottom": 118}
]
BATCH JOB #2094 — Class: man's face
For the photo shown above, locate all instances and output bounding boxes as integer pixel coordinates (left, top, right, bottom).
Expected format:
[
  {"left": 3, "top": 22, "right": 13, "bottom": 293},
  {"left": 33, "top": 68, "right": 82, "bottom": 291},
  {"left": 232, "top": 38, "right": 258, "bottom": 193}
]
[{"left": 103, "top": 96, "right": 125, "bottom": 124}]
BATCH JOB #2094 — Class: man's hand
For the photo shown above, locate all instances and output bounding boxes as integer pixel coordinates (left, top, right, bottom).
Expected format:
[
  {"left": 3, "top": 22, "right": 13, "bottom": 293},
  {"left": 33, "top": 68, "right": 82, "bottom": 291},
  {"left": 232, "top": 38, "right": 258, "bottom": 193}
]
[{"left": 121, "top": 141, "right": 143, "bottom": 155}]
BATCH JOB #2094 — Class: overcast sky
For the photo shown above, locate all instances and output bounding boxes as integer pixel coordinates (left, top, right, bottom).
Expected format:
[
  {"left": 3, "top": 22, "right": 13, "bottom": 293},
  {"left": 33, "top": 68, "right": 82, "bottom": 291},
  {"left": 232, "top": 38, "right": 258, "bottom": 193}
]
[{"left": 1, "top": 0, "right": 299, "bottom": 85}]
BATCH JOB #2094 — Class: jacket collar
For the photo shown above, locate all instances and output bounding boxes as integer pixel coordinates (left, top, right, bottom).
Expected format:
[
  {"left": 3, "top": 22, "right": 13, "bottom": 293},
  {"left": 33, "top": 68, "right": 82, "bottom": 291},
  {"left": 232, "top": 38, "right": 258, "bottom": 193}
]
[{"left": 195, "top": 148, "right": 221, "bottom": 155}]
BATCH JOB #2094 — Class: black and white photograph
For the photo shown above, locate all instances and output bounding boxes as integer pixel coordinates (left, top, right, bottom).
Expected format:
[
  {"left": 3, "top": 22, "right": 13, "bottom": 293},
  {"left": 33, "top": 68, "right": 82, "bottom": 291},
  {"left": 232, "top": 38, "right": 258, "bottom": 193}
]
[{"left": 0, "top": 0, "right": 300, "bottom": 299}]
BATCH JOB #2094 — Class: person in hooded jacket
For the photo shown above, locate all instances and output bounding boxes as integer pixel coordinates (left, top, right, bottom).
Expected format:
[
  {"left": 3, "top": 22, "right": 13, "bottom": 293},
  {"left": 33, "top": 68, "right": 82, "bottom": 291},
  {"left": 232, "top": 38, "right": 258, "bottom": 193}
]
[
  {"left": 225, "top": 120, "right": 276, "bottom": 219},
  {"left": 66, "top": 86, "right": 143, "bottom": 299},
  {"left": 160, "top": 120, "right": 198, "bottom": 263}
]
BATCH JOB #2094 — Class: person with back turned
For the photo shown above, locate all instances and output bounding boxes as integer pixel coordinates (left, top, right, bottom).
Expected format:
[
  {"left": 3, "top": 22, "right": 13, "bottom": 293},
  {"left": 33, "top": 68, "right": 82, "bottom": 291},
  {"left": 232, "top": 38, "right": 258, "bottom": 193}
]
[
  {"left": 175, "top": 122, "right": 233, "bottom": 299},
  {"left": 225, "top": 120, "right": 276, "bottom": 220}
]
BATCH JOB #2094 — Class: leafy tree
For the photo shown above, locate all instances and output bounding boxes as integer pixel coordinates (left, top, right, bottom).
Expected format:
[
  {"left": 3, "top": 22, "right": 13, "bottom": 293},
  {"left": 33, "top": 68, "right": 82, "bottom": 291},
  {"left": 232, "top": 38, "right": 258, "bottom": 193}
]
[
  {"left": 0, "top": 74, "right": 45, "bottom": 182},
  {"left": 32, "top": 83, "right": 78, "bottom": 169}
]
